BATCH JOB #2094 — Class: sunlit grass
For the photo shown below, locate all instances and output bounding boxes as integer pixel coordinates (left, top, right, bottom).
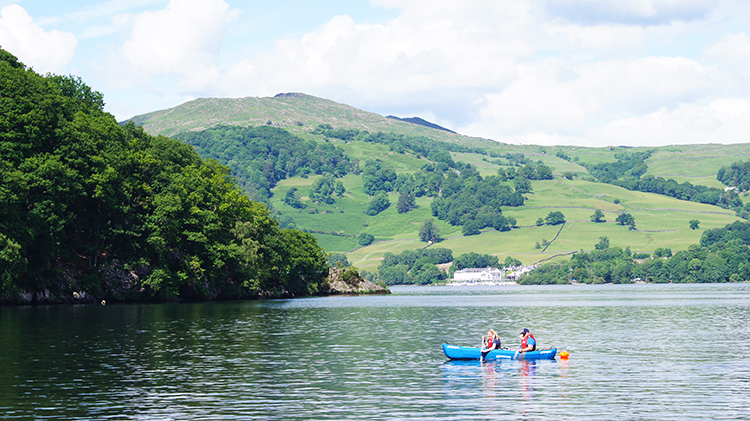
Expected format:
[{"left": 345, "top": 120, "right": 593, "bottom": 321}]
[{"left": 271, "top": 165, "right": 742, "bottom": 272}]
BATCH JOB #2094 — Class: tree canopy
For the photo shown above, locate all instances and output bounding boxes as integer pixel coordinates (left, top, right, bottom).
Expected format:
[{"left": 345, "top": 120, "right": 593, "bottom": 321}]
[
  {"left": 0, "top": 49, "right": 329, "bottom": 304},
  {"left": 175, "top": 125, "right": 357, "bottom": 204}
]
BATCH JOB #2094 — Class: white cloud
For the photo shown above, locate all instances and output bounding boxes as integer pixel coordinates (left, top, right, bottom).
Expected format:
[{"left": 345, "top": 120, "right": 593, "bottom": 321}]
[
  {"left": 0, "top": 4, "right": 77, "bottom": 73},
  {"left": 219, "top": 1, "right": 534, "bottom": 118},
  {"left": 592, "top": 98, "right": 750, "bottom": 146},
  {"left": 703, "top": 33, "right": 750, "bottom": 81},
  {"left": 121, "top": 0, "right": 238, "bottom": 90},
  {"left": 461, "top": 55, "right": 718, "bottom": 141}
]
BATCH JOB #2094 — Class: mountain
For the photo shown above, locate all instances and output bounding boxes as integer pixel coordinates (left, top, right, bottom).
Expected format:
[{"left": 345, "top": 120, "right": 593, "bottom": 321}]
[
  {"left": 385, "top": 115, "right": 456, "bottom": 133},
  {"left": 126, "top": 92, "right": 481, "bottom": 147},
  {"left": 127, "top": 94, "right": 750, "bottom": 274}
]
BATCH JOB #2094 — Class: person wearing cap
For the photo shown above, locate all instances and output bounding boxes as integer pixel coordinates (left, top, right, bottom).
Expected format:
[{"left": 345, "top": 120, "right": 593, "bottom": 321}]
[{"left": 518, "top": 328, "right": 536, "bottom": 353}]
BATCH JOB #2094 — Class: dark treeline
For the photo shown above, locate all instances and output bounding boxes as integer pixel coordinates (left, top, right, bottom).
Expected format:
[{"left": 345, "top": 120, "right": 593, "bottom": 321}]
[
  {"left": 175, "top": 125, "right": 358, "bottom": 203},
  {"left": 448, "top": 252, "right": 501, "bottom": 277},
  {"left": 371, "top": 250, "right": 506, "bottom": 285},
  {"left": 717, "top": 160, "right": 750, "bottom": 192},
  {"left": 376, "top": 248, "right": 453, "bottom": 285},
  {"left": 582, "top": 151, "right": 742, "bottom": 211},
  {"left": 313, "top": 125, "right": 484, "bottom": 157},
  {"left": 0, "top": 49, "right": 328, "bottom": 304},
  {"left": 487, "top": 151, "right": 531, "bottom": 166},
  {"left": 496, "top": 161, "right": 554, "bottom": 182},
  {"left": 520, "top": 221, "right": 750, "bottom": 285}
]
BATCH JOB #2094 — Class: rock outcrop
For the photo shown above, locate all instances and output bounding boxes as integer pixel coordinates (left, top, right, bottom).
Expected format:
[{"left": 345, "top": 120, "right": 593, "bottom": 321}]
[{"left": 322, "top": 267, "right": 389, "bottom": 295}]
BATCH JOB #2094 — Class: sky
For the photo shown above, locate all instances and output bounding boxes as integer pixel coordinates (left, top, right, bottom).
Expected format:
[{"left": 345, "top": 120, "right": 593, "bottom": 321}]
[{"left": 2, "top": 0, "right": 750, "bottom": 147}]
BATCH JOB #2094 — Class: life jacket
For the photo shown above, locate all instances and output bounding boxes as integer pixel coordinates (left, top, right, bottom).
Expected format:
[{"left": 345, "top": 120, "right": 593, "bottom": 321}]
[
  {"left": 521, "top": 333, "right": 536, "bottom": 351},
  {"left": 484, "top": 336, "right": 500, "bottom": 350}
]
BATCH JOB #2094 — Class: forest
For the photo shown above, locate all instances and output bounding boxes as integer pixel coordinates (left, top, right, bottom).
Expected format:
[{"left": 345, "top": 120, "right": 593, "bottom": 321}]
[
  {"left": 0, "top": 48, "right": 329, "bottom": 304},
  {"left": 175, "top": 125, "right": 357, "bottom": 204}
]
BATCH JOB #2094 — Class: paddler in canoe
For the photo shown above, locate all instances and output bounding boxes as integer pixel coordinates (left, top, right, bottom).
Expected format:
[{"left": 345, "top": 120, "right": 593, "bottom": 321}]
[
  {"left": 517, "top": 328, "right": 536, "bottom": 353},
  {"left": 480, "top": 329, "right": 501, "bottom": 360}
]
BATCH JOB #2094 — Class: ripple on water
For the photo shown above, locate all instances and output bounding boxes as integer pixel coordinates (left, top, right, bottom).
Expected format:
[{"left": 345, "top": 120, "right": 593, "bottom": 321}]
[{"left": 1, "top": 284, "right": 750, "bottom": 420}]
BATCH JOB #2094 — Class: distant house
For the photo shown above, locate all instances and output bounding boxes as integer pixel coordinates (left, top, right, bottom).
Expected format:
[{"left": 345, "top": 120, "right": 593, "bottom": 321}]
[
  {"left": 453, "top": 267, "right": 504, "bottom": 282},
  {"left": 505, "top": 265, "right": 537, "bottom": 281}
]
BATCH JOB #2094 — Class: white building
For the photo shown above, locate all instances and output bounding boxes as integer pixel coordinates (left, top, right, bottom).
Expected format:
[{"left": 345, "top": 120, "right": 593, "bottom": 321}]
[
  {"left": 453, "top": 267, "right": 505, "bottom": 283},
  {"left": 505, "top": 265, "right": 537, "bottom": 280}
]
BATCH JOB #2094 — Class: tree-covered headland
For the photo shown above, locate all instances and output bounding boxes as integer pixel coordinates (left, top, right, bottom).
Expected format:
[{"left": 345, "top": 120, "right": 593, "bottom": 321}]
[{"left": 0, "top": 48, "right": 330, "bottom": 304}]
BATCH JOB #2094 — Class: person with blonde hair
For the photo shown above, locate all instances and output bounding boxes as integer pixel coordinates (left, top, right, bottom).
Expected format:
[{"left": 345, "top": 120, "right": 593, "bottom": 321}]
[{"left": 480, "top": 329, "right": 501, "bottom": 360}]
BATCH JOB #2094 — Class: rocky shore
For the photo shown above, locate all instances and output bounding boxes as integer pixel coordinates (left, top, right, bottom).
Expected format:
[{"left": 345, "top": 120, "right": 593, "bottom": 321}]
[{"left": 321, "top": 267, "right": 390, "bottom": 295}]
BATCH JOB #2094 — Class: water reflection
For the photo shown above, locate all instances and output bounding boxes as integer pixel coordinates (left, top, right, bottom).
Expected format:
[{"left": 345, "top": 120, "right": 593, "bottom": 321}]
[{"left": 2, "top": 284, "right": 750, "bottom": 420}]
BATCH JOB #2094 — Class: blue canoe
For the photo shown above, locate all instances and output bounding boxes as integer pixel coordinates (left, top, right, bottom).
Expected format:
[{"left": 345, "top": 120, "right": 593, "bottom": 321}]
[{"left": 442, "top": 343, "right": 557, "bottom": 361}]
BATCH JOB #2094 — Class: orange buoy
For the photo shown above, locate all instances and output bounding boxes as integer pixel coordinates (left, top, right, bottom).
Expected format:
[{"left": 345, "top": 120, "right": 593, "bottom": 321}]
[{"left": 560, "top": 351, "right": 569, "bottom": 359}]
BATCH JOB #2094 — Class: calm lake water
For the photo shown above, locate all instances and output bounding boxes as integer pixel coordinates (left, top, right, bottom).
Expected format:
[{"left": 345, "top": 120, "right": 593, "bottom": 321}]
[{"left": 1, "top": 283, "right": 749, "bottom": 420}]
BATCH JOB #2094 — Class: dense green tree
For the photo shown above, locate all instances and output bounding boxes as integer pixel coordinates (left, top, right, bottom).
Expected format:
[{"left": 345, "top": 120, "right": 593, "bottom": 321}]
[
  {"left": 514, "top": 177, "right": 532, "bottom": 193},
  {"left": 327, "top": 253, "right": 350, "bottom": 268},
  {"left": 462, "top": 220, "right": 481, "bottom": 236},
  {"left": 412, "top": 263, "right": 445, "bottom": 285},
  {"left": 378, "top": 264, "right": 409, "bottom": 285},
  {"left": 653, "top": 247, "right": 673, "bottom": 258},
  {"left": 545, "top": 211, "right": 566, "bottom": 225},
  {"left": 449, "top": 252, "right": 499, "bottom": 276},
  {"left": 397, "top": 191, "right": 416, "bottom": 213},
  {"left": 334, "top": 180, "right": 346, "bottom": 196},
  {"left": 689, "top": 219, "right": 700, "bottom": 230},
  {"left": 365, "top": 192, "right": 391, "bottom": 216},
  {"left": 595, "top": 236, "right": 610, "bottom": 250},
  {"left": 358, "top": 233, "right": 374, "bottom": 246},
  {"left": 362, "top": 160, "right": 397, "bottom": 195},
  {"left": 377, "top": 248, "right": 452, "bottom": 285},
  {"left": 519, "top": 262, "right": 570, "bottom": 285},
  {"left": 717, "top": 161, "right": 750, "bottom": 191},
  {"left": 616, "top": 213, "right": 636, "bottom": 229},
  {"left": 309, "top": 174, "right": 336, "bottom": 204},
  {"left": 419, "top": 219, "right": 441, "bottom": 243},
  {"left": 284, "top": 188, "right": 305, "bottom": 209},
  {"left": 504, "top": 256, "right": 522, "bottom": 267},
  {"left": 591, "top": 209, "right": 605, "bottom": 223}
]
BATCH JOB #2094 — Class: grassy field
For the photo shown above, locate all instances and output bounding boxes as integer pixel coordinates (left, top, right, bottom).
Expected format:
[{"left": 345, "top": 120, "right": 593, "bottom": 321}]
[
  {"left": 644, "top": 144, "right": 750, "bottom": 188},
  {"left": 273, "top": 173, "right": 741, "bottom": 271}
]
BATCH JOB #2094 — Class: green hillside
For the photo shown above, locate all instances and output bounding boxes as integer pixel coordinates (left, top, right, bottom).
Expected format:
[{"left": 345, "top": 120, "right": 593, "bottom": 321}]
[
  {"left": 128, "top": 94, "right": 750, "bottom": 275},
  {"left": 127, "top": 93, "right": 488, "bottom": 149}
]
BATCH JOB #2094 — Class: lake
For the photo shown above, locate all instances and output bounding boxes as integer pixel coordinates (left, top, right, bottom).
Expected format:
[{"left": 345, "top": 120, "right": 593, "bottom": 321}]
[{"left": 1, "top": 283, "right": 749, "bottom": 420}]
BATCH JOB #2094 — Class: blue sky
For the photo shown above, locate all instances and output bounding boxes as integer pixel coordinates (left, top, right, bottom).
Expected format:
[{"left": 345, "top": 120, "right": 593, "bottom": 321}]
[{"left": 2, "top": 0, "right": 750, "bottom": 147}]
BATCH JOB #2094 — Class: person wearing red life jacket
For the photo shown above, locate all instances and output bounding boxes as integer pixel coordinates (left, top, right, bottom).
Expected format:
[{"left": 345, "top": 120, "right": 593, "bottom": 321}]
[
  {"left": 480, "top": 329, "right": 501, "bottom": 360},
  {"left": 518, "top": 328, "right": 536, "bottom": 352}
]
